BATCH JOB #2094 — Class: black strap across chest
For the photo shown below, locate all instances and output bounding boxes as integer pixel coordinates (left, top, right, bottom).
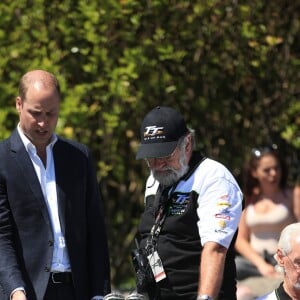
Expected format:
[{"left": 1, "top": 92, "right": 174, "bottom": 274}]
[{"left": 275, "top": 282, "right": 292, "bottom": 300}]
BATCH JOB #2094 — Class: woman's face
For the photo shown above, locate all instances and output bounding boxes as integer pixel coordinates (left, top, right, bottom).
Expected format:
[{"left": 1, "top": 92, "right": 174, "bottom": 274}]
[{"left": 252, "top": 154, "right": 282, "bottom": 187}]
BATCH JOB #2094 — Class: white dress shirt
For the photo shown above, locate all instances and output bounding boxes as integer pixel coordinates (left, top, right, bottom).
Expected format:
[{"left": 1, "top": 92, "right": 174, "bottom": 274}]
[{"left": 17, "top": 126, "right": 71, "bottom": 272}]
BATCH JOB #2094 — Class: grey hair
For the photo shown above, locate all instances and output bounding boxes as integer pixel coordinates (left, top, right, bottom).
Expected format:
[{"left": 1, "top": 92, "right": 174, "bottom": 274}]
[
  {"left": 278, "top": 222, "right": 300, "bottom": 255},
  {"left": 177, "top": 128, "right": 195, "bottom": 151}
]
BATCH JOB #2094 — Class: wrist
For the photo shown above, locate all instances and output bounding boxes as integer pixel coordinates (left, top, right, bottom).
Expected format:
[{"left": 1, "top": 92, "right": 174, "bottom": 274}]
[{"left": 197, "top": 295, "right": 214, "bottom": 300}]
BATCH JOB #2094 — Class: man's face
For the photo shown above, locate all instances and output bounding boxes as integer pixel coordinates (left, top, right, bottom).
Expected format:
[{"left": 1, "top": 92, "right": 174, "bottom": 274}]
[
  {"left": 280, "top": 238, "right": 300, "bottom": 290},
  {"left": 16, "top": 82, "right": 60, "bottom": 149},
  {"left": 146, "top": 135, "right": 191, "bottom": 186}
]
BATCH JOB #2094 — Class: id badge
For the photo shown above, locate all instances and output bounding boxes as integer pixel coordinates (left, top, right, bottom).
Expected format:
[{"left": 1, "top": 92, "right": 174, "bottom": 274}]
[{"left": 147, "top": 251, "right": 166, "bottom": 282}]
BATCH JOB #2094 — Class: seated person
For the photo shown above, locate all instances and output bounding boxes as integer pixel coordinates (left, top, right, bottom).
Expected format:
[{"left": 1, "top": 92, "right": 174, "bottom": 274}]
[
  {"left": 256, "top": 222, "right": 300, "bottom": 299},
  {"left": 235, "top": 145, "right": 298, "bottom": 280}
]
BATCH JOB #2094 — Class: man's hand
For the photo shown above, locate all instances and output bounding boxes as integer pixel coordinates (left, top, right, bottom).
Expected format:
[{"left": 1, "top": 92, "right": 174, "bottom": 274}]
[{"left": 11, "top": 290, "right": 27, "bottom": 300}]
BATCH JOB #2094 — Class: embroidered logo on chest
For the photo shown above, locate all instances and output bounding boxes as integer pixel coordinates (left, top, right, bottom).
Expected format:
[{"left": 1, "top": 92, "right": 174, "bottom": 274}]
[{"left": 169, "top": 193, "right": 191, "bottom": 216}]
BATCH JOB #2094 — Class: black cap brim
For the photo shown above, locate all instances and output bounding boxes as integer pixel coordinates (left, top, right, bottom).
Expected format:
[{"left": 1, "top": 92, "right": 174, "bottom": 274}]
[{"left": 136, "top": 141, "right": 178, "bottom": 160}]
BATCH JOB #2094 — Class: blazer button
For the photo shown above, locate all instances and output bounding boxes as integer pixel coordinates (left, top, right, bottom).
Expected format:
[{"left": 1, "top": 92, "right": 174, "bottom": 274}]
[
  {"left": 48, "top": 240, "right": 54, "bottom": 246},
  {"left": 44, "top": 266, "right": 50, "bottom": 272}
]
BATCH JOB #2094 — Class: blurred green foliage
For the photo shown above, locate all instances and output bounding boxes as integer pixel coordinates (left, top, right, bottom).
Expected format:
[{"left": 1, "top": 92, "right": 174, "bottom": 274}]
[{"left": 0, "top": 0, "right": 299, "bottom": 289}]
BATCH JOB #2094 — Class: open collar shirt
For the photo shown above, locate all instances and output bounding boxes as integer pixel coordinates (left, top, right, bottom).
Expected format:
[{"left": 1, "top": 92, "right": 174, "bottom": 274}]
[{"left": 17, "top": 125, "right": 71, "bottom": 272}]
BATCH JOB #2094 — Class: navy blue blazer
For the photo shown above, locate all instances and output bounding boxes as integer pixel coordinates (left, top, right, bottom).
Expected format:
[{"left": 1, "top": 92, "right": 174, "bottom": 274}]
[{"left": 0, "top": 129, "right": 110, "bottom": 300}]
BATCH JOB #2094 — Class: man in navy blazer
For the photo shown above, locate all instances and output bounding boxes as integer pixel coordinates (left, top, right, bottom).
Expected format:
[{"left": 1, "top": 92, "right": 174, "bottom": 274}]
[{"left": 0, "top": 70, "right": 110, "bottom": 300}]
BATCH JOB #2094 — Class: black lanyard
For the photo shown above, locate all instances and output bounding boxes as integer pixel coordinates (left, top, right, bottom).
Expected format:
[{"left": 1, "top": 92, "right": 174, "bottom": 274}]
[{"left": 146, "top": 184, "right": 177, "bottom": 252}]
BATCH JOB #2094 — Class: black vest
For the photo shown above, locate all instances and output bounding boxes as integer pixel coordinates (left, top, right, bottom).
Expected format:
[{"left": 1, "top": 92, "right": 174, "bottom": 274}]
[{"left": 138, "top": 152, "right": 238, "bottom": 300}]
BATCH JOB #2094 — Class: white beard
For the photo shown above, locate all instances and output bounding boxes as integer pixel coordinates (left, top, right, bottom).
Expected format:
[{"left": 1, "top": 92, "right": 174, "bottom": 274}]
[
  {"left": 153, "top": 164, "right": 188, "bottom": 186},
  {"left": 152, "top": 148, "right": 189, "bottom": 187},
  {"left": 294, "top": 282, "right": 300, "bottom": 290}
]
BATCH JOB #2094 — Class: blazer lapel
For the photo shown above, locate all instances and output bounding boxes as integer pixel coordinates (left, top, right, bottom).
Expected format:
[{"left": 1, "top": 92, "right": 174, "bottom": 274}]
[
  {"left": 56, "top": 184, "right": 66, "bottom": 235},
  {"left": 53, "top": 139, "right": 67, "bottom": 235},
  {"left": 10, "top": 130, "right": 51, "bottom": 226}
]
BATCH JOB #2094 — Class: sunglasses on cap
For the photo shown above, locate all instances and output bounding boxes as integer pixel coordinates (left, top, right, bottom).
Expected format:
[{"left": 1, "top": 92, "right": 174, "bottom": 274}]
[{"left": 251, "top": 144, "right": 278, "bottom": 158}]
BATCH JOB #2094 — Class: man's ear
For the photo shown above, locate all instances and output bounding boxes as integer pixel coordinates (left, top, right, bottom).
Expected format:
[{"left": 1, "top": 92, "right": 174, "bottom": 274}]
[
  {"left": 184, "top": 134, "right": 193, "bottom": 157},
  {"left": 276, "top": 249, "right": 285, "bottom": 267},
  {"left": 16, "top": 96, "right": 22, "bottom": 113},
  {"left": 186, "top": 134, "right": 192, "bottom": 151}
]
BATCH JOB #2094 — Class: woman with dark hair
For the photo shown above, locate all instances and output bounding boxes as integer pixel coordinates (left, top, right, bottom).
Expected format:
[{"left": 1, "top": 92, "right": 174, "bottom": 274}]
[{"left": 235, "top": 145, "right": 300, "bottom": 299}]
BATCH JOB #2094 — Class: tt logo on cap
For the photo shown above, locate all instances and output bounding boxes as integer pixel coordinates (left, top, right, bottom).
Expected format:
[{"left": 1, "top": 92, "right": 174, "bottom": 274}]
[{"left": 144, "top": 126, "right": 164, "bottom": 137}]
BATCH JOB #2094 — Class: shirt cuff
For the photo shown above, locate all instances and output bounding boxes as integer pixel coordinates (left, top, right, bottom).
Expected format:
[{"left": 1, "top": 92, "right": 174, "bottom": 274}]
[{"left": 10, "top": 287, "right": 26, "bottom": 299}]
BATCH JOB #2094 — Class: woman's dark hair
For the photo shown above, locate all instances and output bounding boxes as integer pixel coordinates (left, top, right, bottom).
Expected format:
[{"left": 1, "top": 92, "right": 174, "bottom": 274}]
[{"left": 243, "top": 145, "right": 288, "bottom": 202}]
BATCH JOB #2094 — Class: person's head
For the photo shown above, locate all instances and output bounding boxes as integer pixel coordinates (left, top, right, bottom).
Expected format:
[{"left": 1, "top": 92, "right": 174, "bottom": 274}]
[
  {"left": 276, "top": 222, "right": 300, "bottom": 291},
  {"left": 16, "top": 70, "right": 60, "bottom": 149},
  {"left": 136, "top": 106, "right": 193, "bottom": 186},
  {"left": 243, "top": 144, "right": 288, "bottom": 198}
]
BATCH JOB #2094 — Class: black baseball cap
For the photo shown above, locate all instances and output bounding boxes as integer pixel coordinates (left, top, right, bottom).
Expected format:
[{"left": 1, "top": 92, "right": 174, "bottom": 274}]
[{"left": 136, "top": 106, "right": 189, "bottom": 159}]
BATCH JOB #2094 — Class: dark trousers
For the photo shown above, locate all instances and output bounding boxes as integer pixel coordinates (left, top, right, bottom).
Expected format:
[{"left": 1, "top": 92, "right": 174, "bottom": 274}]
[{"left": 44, "top": 274, "right": 76, "bottom": 300}]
